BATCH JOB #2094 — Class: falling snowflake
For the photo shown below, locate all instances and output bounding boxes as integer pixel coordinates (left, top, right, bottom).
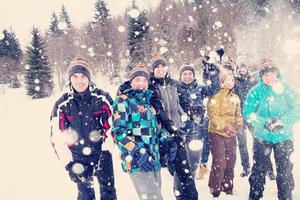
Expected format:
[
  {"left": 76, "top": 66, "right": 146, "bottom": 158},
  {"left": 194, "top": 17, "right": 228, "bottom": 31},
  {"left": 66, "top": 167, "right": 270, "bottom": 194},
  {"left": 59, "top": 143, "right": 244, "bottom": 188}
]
[
  {"left": 118, "top": 26, "right": 125, "bottom": 33},
  {"left": 58, "top": 21, "right": 67, "bottom": 30},
  {"left": 35, "top": 86, "right": 40, "bottom": 91},
  {"left": 107, "top": 51, "right": 112, "bottom": 57},
  {"left": 272, "top": 82, "right": 285, "bottom": 94},
  {"left": 187, "top": 37, "right": 193, "bottom": 42},
  {"left": 64, "top": 129, "right": 79, "bottom": 146},
  {"left": 125, "top": 155, "right": 133, "bottom": 162},
  {"left": 188, "top": 16, "right": 194, "bottom": 22},
  {"left": 24, "top": 64, "right": 30, "bottom": 70},
  {"left": 174, "top": 190, "right": 181, "bottom": 196},
  {"left": 169, "top": 58, "right": 174, "bottom": 63},
  {"left": 82, "top": 147, "right": 92, "bottom": 155},
  {"left": 72, "top": 162, "right": 85, "bottom": 174},
  {"left": 188, "top": 140, "right": 203, "bottom": 151},
  {"left": 181, "top": 114, "right": 189, "bottom": 122},
  {"left": 214, "top": 21, "right": 222, "bottom": 28},
  {"left": 249, "top": 113, "right": 257, "bottom": 121},
  {"left": 89, "top": 131, "right": 101, "bottom": 142},
  {"left": 80, "top": 44, "right": 87, "bottom": 49},
  {"left": 34, "top": 79, "right": 40, "bottom": 84},
  {"left": 127, "top": 8, "right": 140, "bottom": 19},
  {"left": 159, "top": 46, "right": 168, "bottom": 54}
]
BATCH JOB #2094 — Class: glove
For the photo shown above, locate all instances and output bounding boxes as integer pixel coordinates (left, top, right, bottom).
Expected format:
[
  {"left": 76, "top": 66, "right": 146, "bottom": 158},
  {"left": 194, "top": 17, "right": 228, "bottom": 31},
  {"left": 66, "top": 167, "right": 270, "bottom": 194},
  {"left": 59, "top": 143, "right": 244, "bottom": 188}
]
[
  {"left": 190, "top": 105, "right": 205, "bottom": 124},
  {"left": 65, "top": 161, "right": 91, "bottom": 183},
  {"left": 131, "top": 146, "right": 156, "bottom": 172},
  {"left": 202, "top": 56, "right": 220, "bottom": 76},
  {"left": 264, "top": 119, "right": 284, "bottom": 132}
]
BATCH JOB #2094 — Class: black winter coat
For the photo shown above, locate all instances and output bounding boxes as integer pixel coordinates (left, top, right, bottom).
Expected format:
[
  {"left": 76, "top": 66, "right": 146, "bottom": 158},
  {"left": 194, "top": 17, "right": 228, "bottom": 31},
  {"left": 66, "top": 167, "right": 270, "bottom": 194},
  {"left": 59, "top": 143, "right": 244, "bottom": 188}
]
[{"left": 50, "top": 85, "right": 113, "bottom": 163}]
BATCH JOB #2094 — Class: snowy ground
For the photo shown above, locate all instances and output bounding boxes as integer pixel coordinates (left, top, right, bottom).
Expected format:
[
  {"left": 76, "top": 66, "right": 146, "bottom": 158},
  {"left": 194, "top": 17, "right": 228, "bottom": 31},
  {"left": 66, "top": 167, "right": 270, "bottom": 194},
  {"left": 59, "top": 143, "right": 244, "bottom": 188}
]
[{"left": 0, "top": 86, "right": 299, "bottom": 200}]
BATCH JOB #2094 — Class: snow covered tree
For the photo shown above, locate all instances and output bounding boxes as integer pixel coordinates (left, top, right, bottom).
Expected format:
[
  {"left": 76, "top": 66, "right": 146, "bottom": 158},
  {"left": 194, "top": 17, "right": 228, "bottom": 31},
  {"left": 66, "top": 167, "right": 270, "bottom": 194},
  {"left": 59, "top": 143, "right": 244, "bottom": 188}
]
[
  {"left": 46, "top": 6, "right": 76, "bottom": 91},
  {"left": 59, "top": 5, "right": 73, "bottom": 29},
  {"left": 127, "top": 4, "right": 151, "bottom": 70},
  {"left": 0, "top": 29, "right": 22, "bottom": 88},
  {"left": 94, "top": 0, "right": 110, "bottom": 25},
  {"left": 25, "top": 27, "right": 54, "bottom": 99},
  {"left": 48, "top": 12, "right": 63, "bottom": 36}
]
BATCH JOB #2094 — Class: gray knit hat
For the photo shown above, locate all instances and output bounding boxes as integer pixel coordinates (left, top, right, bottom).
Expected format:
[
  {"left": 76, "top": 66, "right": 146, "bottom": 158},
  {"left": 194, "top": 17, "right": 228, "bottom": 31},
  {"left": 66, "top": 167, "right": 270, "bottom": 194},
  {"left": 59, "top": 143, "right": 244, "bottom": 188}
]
[{"left": 179, "top": 65, "right": 195, "bottom": 80}]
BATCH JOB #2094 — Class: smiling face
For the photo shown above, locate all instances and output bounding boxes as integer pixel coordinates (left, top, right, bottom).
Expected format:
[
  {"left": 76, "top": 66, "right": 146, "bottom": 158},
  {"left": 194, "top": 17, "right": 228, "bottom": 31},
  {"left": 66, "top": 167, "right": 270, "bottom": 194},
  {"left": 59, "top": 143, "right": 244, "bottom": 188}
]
[
  {"left": 153, "top": 64, "right": 168, "bottom": 78},
  {"left": 262, "top": 71, "right": 278, "bottom": 86},
  {"left": 70, "top": 73, "right": 89, "bottom": 93},
  {"left": 237, "top": 66, "right": 248, "bottom": 75},
  {"left": 130, "top": 76, "right": 149, "bottom": 90},
  {"left": 181, "top": 70, "right": 194, "bottom": 84}
]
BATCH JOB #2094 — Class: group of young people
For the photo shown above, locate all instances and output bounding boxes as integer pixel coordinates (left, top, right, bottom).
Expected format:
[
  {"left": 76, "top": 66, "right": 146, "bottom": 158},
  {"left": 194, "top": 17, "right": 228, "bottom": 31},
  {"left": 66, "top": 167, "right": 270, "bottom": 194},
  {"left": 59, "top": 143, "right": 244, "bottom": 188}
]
[{"left": 50, "top": 55, "right": 299, "bottom": 200}]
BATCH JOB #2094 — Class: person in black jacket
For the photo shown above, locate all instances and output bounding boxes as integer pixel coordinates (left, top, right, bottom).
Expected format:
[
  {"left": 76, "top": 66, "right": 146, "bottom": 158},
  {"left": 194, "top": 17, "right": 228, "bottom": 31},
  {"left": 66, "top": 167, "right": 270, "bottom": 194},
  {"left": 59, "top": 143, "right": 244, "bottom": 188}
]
[
  {"left": 50, "top": 57, "right": 117, "bottom": 200},
  {"left": 177, "top": 64, "right": 220, "bottom": 180}
]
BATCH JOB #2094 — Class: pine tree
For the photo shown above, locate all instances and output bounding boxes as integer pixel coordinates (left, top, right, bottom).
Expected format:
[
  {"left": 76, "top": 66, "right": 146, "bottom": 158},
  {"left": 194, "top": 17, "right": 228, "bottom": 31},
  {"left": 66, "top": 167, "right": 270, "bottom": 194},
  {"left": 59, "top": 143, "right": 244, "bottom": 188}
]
[
  {"left": 0, "top": 29, "right": 22, "bottom": 88},
  {"left": 48, "top": 12, "right": 63, "bottom": 36},
  {"left": 127, "top": 4, "right": 150, "bottom": 69},
  {"left": 25, "top": 27, "right": 54, "bottom": 99},
  {"left": 94, "top": 0, "right": 110, "bottom": 25},
  {"left": 59, "top": 5, "right": 73, "bottom": 29}
]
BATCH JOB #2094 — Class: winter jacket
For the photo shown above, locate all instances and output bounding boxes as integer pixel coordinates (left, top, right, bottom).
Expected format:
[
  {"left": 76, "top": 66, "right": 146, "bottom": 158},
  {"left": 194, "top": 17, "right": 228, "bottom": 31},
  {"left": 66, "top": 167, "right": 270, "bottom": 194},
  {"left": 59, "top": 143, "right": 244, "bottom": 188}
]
[
  {"left": 112, "top": 89, "right": 168, "bottom": 173},
  {"left": 242, "top": 79, "right": 300, "bottom": 143},
  {"left": 177, "top": 75, "right": 220, "bottom": 122},
  {"left": 118, "top": 81, "right": 177, "bottom": 134},
  {"left": 149, "top": 74, "right": 184, "bottom": 130},
  {"left": 234, "top": 73, "right": 255, "bottom": 106},
  {"left": 50, "top": 84, "right": 113, "bottom": 163},
  {"left": 207, "top": 87, "right": 243, "bottom": 137}
]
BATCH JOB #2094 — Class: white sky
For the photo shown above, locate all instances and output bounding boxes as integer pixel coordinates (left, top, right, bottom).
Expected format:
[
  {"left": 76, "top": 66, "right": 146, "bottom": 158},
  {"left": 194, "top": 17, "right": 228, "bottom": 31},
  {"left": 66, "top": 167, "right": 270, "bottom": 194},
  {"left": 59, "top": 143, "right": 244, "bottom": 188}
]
[{"left": 0, "top": 0, "right": 159, "bottom": 46}]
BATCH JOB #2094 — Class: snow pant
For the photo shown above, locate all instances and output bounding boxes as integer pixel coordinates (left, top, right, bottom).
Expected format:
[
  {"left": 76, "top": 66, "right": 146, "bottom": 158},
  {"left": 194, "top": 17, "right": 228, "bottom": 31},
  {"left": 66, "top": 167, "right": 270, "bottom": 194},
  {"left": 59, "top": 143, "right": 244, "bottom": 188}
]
[
  {"left": 208, "top": 132, "right": 237, "bottom": 194},
  {"left": 72, "top": 151, "right": 117, "bottom": 200},
  {"left": 129, "top": 171, "right": 164, "bottom": 200},
  {"left": 169, "top": 136, "right": 198, "bottom": 200},
  {"left": 249, "top": 139, "right": 294, "bottom": 200},
  {"left": 236, "top": 123, "right": 250, "bottom": 171}
]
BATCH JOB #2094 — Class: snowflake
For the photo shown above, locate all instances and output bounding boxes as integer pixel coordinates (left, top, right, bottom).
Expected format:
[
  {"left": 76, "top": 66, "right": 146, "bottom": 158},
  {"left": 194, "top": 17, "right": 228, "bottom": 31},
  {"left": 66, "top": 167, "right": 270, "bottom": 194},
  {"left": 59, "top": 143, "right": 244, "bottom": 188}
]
[
  {"left": 118, "top": 26, "right": 125, "bottom": 33},
  {"left": 82, "top": 147, "right": 92, "bottom": 155},
  {"left": 72, "top": 162, "right": 85, "bottom": 174},
  {"left": 35, "top": 86, "right": 40, "bottom": 91},
  {"left": 89, "top": 131, "right": 101, "bottom": 142},
  {"left": 127, "top": 8, "right": 140, "bottom": 19},
  {"left": 58, "top": 21, "right": 67, "bottom": 30},
  {"left": 188, "top": 140, "right": 203, "bottom": 151},
  {"left": 24, "top": 64, "right": 30, "bottom": 70}
]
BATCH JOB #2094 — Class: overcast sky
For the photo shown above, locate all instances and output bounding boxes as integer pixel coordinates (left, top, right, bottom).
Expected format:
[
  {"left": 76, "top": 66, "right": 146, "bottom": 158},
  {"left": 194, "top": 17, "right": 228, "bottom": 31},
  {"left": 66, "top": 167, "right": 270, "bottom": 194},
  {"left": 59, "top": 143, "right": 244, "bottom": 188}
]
[{"left": 0, "top": 0, "right": 159, "bottom": 46}]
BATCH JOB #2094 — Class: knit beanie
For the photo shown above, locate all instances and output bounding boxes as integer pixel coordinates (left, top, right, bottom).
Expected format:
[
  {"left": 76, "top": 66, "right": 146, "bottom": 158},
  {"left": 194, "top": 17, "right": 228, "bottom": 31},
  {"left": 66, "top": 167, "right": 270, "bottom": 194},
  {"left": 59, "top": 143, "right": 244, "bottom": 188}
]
[
  {"left": 151, "top": 56, "right": 167, "bottom": 72},
  {"left": 259, "top": 58, "right": 279, "bottom": 77},
  {"left": 68, "top": 57, "right": 91, "bottom": 80},
  {"left": 130, "top": 64, "right": 149, "bottom": 83},
  {"left": 179, "top": 65, "right": 195, "bottom": 79}
]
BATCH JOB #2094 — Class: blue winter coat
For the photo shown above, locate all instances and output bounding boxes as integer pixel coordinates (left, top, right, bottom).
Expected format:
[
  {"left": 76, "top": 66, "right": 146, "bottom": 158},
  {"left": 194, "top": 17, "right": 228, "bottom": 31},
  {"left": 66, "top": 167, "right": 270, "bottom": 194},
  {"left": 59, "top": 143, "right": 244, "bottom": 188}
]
[
  {"left": 177, "top": 76, "right": 220, "bottom": 140},
  {"left": 50, "top": 84, "right": 113, "bottom": 162},
  {"left": 243, "top": 79, "right": 300, "bottom": 143},
  {"left": 112, "top": 89, "right": 168, "bottom": 173}
]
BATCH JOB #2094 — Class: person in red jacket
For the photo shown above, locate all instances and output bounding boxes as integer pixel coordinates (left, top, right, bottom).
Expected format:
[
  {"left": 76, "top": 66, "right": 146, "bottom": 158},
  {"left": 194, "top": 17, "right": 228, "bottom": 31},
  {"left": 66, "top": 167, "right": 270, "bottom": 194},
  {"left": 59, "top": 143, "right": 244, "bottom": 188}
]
[{"left": 50, "top": 57, "right": 117, "bottom": 200}]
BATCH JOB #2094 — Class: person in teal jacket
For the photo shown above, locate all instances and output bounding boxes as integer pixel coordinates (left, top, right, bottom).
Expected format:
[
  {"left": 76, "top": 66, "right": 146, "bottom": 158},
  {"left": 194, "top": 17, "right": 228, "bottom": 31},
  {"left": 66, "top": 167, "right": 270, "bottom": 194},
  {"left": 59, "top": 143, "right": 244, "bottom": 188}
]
[{"left": 242, "top": 59, "right": 300, "bottom": 200}]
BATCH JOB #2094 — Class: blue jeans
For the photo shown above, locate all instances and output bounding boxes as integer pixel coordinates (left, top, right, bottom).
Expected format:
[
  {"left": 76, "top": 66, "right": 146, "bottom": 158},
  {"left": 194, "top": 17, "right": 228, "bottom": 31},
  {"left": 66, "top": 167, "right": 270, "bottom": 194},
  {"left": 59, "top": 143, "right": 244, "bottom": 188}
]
[
  {"left": 236, "top": 124, "right": 250, "bottom": 170},
  {"left": 184, "top": 119, "right": 210, "bottom": 167}
]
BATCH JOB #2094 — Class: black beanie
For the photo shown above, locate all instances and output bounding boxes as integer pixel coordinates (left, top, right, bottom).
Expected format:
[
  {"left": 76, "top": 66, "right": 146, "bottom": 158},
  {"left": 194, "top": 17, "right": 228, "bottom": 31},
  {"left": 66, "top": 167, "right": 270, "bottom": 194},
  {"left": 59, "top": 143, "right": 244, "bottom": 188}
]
[
  {"left": 179, "top": 65, "right": 195, "bottom": 79},
  {"left": 130, "top": 64, "right": 149, "bottom": 83},
  {"left": 151, "top": 57, "right": 167, "bottom": 72},
  {"left": 68, "top": 57, "right": 91, "bottom": 80}
]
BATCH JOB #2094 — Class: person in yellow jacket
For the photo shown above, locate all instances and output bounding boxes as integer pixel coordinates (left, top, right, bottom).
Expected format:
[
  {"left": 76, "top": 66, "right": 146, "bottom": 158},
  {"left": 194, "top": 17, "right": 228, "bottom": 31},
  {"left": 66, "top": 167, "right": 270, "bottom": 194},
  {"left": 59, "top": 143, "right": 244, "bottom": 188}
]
[{"left": 206, "top": 65, "right": 243, "bottom": 198}]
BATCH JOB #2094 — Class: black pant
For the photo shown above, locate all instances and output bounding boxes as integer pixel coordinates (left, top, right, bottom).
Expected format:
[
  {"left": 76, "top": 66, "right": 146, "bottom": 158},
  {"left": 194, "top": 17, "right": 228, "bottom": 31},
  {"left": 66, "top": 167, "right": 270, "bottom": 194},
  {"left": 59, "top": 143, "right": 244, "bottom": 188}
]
[
  {"left": 73, "top": 151, "right": 117, "bottom": 200},
  {"left": 169, "top": 137, "right": 198, "bottom": 200},
  {"left": 249, "top": 139, "right": 294, "bottom": 200}
]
